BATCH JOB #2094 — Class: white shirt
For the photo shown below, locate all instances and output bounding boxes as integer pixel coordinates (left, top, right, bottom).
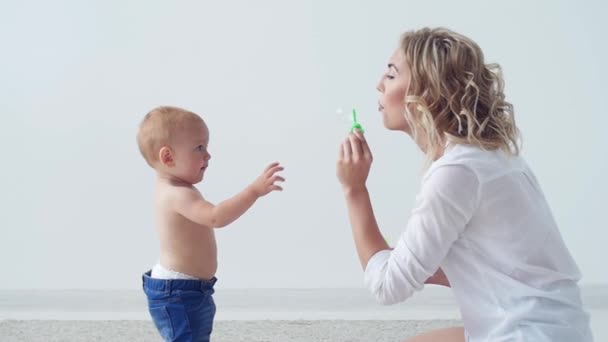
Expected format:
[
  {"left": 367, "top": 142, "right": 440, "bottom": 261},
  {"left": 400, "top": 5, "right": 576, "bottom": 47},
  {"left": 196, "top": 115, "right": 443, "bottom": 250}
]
[{"left": 364, "top": 144, "right": 593, "bottom": 341}]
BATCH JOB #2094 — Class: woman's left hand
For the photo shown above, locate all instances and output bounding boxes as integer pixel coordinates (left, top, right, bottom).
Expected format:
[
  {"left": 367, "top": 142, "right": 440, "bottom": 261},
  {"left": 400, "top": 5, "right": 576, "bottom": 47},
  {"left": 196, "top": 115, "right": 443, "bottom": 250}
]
[
  {"left": 425, "top": 268, "right": 451, "bottom": 288},
  {"left": 337, "top": 130, "right": 373, "bottom": 192}
]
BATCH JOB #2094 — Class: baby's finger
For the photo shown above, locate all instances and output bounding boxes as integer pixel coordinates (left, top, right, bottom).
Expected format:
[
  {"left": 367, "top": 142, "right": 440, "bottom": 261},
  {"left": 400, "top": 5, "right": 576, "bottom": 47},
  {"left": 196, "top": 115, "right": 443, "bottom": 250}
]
[
  {"left": 264, "top": 162, "right": 280, "bottom": 172},
  {"left": 270, "top": 185, "right": 283, "bottom": 191},
  {"left": 266, "top": 165, "right": 284, "bottom": 176},
  {"left": 271, "top": 176, "right": 285, "bottom": 183}
]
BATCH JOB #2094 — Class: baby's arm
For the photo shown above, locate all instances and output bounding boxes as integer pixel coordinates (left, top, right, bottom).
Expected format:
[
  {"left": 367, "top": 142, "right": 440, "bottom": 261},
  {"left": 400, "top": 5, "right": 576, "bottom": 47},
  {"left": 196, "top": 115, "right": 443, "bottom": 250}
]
[{"left": 174, "top": 162, "right": 284, "bottom": 228}]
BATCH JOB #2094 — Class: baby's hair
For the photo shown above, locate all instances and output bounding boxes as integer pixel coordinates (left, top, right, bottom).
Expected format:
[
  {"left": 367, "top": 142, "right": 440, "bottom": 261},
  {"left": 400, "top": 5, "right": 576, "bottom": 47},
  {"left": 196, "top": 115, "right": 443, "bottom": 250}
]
[
  {"left": 136, "top": 106, "right": 203, "bottom": 167},
  {"left": 400, "top": 27, "right": 520, "bottom": 165}
]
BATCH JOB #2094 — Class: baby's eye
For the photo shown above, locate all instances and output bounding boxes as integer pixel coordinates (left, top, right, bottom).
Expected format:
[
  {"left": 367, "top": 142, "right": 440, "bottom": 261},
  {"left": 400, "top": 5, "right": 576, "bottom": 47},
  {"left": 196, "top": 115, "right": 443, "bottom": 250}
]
[{"left": 196, "top": 145, "right": 205, "bottom": 151}]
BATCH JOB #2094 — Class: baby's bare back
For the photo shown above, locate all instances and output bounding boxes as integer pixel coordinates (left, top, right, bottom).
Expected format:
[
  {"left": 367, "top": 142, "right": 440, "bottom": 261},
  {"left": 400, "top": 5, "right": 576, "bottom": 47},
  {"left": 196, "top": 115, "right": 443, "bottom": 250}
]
[{"left": 155, "top": 183, "right": 218, "bottom": 280}]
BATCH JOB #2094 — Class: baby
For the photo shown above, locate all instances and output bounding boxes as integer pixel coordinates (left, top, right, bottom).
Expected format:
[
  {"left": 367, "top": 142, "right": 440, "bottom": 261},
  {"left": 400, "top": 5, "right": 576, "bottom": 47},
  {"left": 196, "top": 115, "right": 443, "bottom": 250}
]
[{"left": 137, "top": 106, "right": 284, "bottom": 341}]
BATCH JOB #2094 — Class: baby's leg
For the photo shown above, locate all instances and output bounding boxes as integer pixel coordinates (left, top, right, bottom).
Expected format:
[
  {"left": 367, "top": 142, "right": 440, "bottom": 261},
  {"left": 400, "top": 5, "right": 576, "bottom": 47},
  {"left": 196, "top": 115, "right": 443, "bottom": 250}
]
[{"left": 404, "top": 327, "right": 465, "bottom": 342}]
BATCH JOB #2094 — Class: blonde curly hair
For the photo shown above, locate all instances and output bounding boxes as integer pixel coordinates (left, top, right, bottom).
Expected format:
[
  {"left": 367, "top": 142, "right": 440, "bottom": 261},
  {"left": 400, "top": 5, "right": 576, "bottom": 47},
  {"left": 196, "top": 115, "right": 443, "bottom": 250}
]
[{"left": 400, "top": 27, "right": 520, "bottom": 164}]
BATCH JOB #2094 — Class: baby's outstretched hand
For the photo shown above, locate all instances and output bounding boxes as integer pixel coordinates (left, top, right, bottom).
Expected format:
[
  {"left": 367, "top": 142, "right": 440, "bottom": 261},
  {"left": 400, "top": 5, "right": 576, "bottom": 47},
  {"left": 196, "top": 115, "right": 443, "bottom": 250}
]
[{"left": 250, "top": 162, "right": 285, "bottom": 197}]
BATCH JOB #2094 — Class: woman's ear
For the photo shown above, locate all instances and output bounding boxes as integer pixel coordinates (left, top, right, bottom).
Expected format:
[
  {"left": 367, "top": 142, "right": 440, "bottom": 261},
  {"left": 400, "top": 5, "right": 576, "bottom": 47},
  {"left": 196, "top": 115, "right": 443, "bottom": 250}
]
[{"left": 159, "top": 146, "right": 175, "bottom": 167}]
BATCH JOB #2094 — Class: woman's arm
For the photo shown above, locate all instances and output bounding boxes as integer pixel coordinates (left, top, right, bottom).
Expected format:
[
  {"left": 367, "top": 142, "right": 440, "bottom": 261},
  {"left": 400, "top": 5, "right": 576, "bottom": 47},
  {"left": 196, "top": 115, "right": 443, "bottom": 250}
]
[
  {"left": 343, "top": 187, "right": 390, "bottom": 269},
  {"left": 337, "top": 131, "right": 478, "bottom": 304},
  {"left": 337, "top": 131, "right": 389, "bottom": 268}
]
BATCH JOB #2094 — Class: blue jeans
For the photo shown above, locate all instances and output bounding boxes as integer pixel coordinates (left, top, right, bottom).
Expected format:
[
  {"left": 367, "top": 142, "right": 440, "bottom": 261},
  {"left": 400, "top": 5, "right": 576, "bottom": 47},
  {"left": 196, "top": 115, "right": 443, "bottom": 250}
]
[{"left": 142, "top": 271, "right": 217, "bottom": 342}]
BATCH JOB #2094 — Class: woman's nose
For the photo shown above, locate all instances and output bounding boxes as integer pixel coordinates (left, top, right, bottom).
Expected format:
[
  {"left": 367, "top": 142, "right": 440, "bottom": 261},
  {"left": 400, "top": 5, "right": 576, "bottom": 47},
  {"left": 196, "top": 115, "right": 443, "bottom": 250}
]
[{"left": 376, "top": 78, "right": 384, "bottom": 93}]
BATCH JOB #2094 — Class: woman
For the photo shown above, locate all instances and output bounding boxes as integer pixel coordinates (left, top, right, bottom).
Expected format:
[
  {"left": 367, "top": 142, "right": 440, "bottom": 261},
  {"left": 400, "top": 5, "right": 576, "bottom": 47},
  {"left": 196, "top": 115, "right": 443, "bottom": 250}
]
[{"left": 336, "top": 27, "right": 593, "bottom": 341}]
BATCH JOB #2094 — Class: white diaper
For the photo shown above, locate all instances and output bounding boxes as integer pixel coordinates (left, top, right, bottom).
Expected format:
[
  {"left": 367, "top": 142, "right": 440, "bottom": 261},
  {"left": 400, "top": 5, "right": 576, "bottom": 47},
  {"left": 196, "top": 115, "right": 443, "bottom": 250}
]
[{"left": 151, "top": 263, "right": 199, "bottom": 280}]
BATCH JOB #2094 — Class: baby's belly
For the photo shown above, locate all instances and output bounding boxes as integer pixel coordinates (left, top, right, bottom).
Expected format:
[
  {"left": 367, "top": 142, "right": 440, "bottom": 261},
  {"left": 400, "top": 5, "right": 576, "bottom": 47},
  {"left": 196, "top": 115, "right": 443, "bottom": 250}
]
[{"left": 159, "top": 227, "right": 218, "bottom": 281}]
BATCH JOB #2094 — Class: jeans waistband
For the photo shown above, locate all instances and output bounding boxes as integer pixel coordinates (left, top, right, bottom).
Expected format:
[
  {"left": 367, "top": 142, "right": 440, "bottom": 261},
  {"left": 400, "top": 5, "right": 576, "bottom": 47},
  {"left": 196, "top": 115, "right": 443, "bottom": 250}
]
[{"left": 142, "top": 270, "right": 217, "bottom": 292}]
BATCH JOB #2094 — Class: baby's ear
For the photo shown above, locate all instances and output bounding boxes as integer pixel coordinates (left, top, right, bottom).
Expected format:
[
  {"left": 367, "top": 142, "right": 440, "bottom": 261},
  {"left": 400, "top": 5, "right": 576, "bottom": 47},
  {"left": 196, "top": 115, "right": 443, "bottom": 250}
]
[{"left": 159, "top": 146, "right": 175, "bottom": 167}]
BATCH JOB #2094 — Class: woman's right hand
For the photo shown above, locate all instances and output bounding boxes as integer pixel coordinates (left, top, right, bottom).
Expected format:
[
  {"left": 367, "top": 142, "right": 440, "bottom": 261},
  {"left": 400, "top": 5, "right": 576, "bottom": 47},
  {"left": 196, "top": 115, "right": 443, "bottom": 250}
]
[{"left": 337, "top": 130, "right": 373, "bottom": 193}]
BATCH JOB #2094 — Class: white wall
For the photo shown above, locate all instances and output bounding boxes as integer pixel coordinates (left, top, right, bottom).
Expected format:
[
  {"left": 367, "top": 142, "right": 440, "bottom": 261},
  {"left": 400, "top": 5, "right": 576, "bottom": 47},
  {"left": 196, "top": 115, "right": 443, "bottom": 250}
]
[{"left": 1, "top": 0, "right": 606, "bottom": 289}]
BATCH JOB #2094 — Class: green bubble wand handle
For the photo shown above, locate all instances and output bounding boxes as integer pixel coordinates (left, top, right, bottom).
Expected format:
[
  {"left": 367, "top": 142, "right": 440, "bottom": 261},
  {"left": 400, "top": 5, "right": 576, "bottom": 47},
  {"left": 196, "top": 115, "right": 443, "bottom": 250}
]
[{"left": 350, "top": 108, "right": 364, "bottom": 133}]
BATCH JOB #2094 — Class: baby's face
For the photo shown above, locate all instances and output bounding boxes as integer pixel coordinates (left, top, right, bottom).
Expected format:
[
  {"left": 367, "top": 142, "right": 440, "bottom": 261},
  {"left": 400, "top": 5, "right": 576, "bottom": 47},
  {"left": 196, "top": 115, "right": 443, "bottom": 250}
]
[{"left": 170, "top": 120, "right": 211, "bottom": 184}]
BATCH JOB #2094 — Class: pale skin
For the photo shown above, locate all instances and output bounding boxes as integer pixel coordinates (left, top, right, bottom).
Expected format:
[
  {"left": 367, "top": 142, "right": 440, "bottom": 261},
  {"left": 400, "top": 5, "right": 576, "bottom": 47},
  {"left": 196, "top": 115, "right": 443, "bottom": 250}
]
[
  {"left": 336, "top": 48, "right": 463, "bottom": 342},
  {"left": 153, "top": 119, "right": 284, "bottom": 280}
]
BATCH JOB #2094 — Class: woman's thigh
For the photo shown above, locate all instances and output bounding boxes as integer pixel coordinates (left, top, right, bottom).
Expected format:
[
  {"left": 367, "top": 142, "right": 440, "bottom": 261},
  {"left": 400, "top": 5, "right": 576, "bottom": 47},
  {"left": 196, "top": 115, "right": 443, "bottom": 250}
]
[{"left": 404, "top": 327, "right": 465, "bottom": 342}]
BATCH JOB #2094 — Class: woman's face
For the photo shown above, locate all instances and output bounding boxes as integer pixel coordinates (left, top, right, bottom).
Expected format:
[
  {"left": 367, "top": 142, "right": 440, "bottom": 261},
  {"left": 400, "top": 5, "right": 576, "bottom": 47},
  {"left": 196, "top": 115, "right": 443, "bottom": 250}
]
[{"left": 376, "top": 48, "right": 411, "bottom": 133}]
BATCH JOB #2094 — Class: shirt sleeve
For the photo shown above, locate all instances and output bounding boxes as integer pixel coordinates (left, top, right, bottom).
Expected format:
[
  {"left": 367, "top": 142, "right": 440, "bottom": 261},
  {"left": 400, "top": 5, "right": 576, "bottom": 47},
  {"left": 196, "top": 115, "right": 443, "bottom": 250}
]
[{"left": 364, "top": 164, "right": 480, "bottom": 304}]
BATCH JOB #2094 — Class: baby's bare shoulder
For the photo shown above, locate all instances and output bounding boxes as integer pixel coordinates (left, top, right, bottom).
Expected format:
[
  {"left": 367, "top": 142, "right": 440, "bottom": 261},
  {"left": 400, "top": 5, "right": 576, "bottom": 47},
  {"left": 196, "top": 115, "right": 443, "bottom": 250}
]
[{"left": 160, "top": 184, "right": 206, "bottom": 211}]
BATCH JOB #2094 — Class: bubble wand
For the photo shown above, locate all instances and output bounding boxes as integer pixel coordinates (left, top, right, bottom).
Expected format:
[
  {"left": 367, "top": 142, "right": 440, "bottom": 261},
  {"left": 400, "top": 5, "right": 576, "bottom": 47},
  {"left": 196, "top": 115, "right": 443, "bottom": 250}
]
[{"left": 350, "top": 108, "right": 364, "bottom": 133}]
